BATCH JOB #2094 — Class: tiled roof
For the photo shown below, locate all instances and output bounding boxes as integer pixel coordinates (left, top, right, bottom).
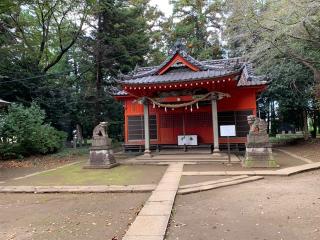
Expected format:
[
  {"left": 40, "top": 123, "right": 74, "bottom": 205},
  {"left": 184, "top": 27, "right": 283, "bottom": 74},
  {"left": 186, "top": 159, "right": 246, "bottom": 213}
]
[
  {"left": 116, "top": 41, "right": 266, "bottom": 87},
  {"left": 121, "top": 68, "right": 237, "bottom": 85},
  {"left": 237, "top": 64, "right": 267, "bottom": 86}
]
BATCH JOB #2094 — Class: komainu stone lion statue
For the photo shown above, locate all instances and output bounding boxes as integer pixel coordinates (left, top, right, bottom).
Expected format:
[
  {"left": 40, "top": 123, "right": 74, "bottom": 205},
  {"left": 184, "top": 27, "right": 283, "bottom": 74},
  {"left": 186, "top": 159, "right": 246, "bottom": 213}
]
[
  {"left": 83, "top": 121, "right": 118, "bottom": 169},
  {"left": 93, "top": 122, "right": 108, "bottom": 138},
  {"left": 247, "top": 115, "right": 267, "bottom": 134},
  {"left": 243, "top": 115, "right": 277, "bottom": 168}
]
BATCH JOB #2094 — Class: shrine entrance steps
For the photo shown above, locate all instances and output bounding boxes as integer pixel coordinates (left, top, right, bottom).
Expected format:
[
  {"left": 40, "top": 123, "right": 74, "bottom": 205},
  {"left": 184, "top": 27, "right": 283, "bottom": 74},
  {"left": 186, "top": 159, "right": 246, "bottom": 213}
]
[
  {"left": 155, "top": 149, "right": 212, "bottom": 154},
  {"left": 126, "top": 151, "right": 241, "bottom": 164}
]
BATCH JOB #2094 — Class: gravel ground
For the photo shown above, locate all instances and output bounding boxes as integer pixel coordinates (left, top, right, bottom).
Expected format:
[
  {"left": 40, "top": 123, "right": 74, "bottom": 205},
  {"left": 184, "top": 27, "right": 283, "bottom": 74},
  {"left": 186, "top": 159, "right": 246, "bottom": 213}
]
[
  {"left": 278, "top": 140, "right": 320, "bottom": 162},
  {"left": 167, "top": 170, "right": 320, "bottom": 240},
  {"left": 0, "top": 193, "right": 149, "bottom": 240}
]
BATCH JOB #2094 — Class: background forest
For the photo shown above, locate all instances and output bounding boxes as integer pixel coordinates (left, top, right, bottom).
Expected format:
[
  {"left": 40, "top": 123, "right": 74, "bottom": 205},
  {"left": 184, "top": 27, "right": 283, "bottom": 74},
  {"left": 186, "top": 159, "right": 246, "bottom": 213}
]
[{"left": 0, "top": 0, "right": 319, "bottom": 151}]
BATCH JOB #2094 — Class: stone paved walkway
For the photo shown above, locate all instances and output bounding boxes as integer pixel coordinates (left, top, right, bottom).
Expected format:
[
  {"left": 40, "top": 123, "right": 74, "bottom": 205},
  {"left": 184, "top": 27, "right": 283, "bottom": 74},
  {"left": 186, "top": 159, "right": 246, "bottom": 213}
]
[
  {"left": 123, "top": 163, "right": 184, "bottom": 240},
  {"left": 0, "top": 184, "right": 156, "bottom": 193},
  {"left": 183, "top": 162, "right": 320, "bottom": 176}
]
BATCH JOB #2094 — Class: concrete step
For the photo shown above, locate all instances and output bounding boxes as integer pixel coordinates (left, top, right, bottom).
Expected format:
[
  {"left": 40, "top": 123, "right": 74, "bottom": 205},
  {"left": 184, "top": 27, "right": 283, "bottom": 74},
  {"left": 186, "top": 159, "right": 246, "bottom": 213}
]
[
  {"left": 154, "top": 150, "right": 212, "bottom": 155},
  {"left": 148, "top": 155, "right": 228, "bottom": 159},
  {"left": 179, "top": 175, "right": 249, "bottom": 189},
  {"left": 132, "top": 153, "right": 240, "bottom": 163},
  {"left": 178, "top": 176, "right": 264, "bottom": 195}
]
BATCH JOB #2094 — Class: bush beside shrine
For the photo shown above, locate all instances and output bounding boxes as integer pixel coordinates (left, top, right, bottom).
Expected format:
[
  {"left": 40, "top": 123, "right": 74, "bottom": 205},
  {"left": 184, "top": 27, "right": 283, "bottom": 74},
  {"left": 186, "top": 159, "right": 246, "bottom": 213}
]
[{"left": 0, "top": 103, "right": 66, "bottom": 159}]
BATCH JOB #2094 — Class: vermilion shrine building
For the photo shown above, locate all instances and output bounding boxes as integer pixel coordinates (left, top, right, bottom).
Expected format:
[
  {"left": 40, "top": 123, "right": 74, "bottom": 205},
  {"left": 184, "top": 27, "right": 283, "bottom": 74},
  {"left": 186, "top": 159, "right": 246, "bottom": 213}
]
[{"left": 114, "top": 42, "right": 266, "bottom": 156}]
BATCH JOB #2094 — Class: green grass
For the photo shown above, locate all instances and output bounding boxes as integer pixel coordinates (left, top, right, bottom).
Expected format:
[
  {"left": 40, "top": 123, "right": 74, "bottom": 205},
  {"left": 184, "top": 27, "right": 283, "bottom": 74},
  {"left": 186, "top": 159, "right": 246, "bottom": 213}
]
[
  {"left": 270, "top": 134, "right": 304, "bottom": 144},
  {"left": 50, "top": 147, "right": 90, "bottom": 158},
  {"left": 50, "top": 140, "right": 123, "bottom": 159},
  {"left": 4, "top": 162, "right": 166, "bottom": 186}
]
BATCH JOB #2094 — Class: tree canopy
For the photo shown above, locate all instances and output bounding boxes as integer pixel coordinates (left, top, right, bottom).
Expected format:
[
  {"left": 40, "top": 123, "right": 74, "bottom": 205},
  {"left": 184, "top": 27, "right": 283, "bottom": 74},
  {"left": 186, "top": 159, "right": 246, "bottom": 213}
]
[
  {"left": 225, "top": 0, "right": 320, "bottom": 136},
  {"left": 168, "top": 0, "right": 224, "bottom": 59},
  {"left": 0, "top": 0, "right": 319, "bottom": 142}
]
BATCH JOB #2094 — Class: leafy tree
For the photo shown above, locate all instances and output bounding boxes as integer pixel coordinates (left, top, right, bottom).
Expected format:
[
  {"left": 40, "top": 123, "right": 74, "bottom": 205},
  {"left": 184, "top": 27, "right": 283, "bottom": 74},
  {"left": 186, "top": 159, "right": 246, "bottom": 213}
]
[
  {"left": 225, "top": 0, "right": 320, "bottom": 138},
  {"left": 1, "top": 0, "right": 91, "bottom": 73},
  {"left": 0, "top": 0, "right": 93, "bottom": 133},
  {"left": 0, "top": 0, "right": 165, "bottom": 142},
  {"left": 82, "top": 0, "right": 164, "bottom": 126},
  {"left": 0, "top": 103, "right": 66, "bottom": 159},
  {"left": 259, "top": 59, "right": 314, "bottom": 135},
  {"left": 169, "top": 0, "right": 224, "bottom": 59},
  {"left": 225, "top": 0, "right": 320, "bottom": 95}
]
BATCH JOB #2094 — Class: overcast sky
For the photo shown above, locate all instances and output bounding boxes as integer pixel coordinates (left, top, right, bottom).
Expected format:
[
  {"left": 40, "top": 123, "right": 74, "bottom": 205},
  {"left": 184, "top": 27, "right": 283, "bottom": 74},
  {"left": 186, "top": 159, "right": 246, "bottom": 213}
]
[{"left": 150, "top": 0, "right": 172, "bottom": 16}]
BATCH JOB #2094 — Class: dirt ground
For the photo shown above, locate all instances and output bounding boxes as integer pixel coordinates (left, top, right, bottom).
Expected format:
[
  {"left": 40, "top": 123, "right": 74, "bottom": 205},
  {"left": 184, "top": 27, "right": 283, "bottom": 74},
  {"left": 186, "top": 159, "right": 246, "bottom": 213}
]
[
  {"left": 0, "top": 193, "right": 148, "bottom": 240},
  {"left": 167, "top": 170, "right": 320, "bottom": 240},
  {"left": 278, "top": 140, "right": 320, "bottom": 162},
  {"left": 0, "top": 152, "right": 87, "bottom": 182}
]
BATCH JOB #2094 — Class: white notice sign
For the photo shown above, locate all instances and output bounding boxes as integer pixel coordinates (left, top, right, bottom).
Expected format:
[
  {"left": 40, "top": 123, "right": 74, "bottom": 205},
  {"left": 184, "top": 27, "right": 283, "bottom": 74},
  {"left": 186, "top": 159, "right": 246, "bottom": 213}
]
[
  {"left": 220, "top": 125, "right": 236, "bottom": 137},
  {"left": 178, "top": 135, "right": 198, "bottom": 146}
]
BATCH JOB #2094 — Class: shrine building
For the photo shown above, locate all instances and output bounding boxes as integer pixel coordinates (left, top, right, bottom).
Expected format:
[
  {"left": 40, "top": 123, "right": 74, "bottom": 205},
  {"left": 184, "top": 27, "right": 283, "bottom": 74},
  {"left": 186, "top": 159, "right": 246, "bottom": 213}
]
[{"left": 114, "top": 42, "right": 267, "bottom": 156}]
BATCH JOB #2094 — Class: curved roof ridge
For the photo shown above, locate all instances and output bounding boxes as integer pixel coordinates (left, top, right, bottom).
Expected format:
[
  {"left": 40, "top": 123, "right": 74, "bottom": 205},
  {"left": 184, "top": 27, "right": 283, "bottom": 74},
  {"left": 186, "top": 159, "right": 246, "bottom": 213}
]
[
  {"left": 117, "top": 40, "right": 266, "bottom": 87},
  {"left": 201, "top": 57, "right": 246, "bottom": 66}
]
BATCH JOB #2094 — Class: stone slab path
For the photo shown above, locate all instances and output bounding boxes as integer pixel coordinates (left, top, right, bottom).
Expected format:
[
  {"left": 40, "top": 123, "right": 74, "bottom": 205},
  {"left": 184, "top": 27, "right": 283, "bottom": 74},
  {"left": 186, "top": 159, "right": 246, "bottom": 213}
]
[
  {"left": 0, "top": 184, "right": 156, "bottom": 193},
  {"left": 123, "top": 163, "right": 184, "bottom": 240},
  {"left": 182, "top": 162, "right": 320, "bottom": 177}
]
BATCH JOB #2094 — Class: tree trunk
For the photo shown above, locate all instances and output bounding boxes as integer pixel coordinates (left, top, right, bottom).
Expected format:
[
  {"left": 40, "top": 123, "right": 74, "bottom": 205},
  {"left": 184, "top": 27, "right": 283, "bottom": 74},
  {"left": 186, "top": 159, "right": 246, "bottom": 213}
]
[
  {"left": 302, "top": 109, "right": 309, "bottom": 140},
  {"left": 267, "top": 99, "right": 270, "bottom": 134},
  {"left": 314, "top": 110, "right": 319, "bottom": 137},
  {"left": 318, "top": 112, "right": 320, "bottom": 135},
  {"left": 270, "top": 100, "right": 276, "bottom": 136},
  {"left": 95, "top": 12, "right": 104, "bottom": 124},
  {"left": 314, "top": 69, "right": 320, "bottom": 101},
  {"left": 311, "top": 110, "right": 317, "bottom": 138}
]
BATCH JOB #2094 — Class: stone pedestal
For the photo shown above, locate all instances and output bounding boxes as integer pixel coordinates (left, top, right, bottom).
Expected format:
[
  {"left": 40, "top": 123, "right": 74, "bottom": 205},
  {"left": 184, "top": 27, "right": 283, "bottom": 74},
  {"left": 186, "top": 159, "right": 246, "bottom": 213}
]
[
  {"left": 243, "top": 134, "right": 278, "bottom": 168},
  {"left": 84, "top": 136, "right": 119, "bottom": 169}
]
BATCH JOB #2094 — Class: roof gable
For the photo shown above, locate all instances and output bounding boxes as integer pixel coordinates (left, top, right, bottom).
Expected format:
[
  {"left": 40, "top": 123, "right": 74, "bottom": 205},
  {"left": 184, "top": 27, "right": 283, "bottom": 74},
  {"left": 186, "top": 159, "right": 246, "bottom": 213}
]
[{"left": 157, "top": 53, "right": 200, "bottom": 75}]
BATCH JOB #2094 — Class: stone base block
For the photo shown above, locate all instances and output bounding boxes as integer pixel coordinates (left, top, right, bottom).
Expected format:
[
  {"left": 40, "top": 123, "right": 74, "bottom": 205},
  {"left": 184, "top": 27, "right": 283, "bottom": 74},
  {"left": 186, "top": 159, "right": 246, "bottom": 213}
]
[
  {"left": 246, "top": 147, "right": 272, "bottom": 154},
  {"left": 242, "top": 159, "right": 278, "bottom": 168},
  {"left": 92, "top": 136, "right": 112, "bottom": 147},
  {"left": 84, "top": 149, "right": 118, "bottom": 169},
  {"left": 83, "top": 163, "right": 119, "bottom": 169},
  {"left": 243, "top": 147, "right": 278, "bottom": 168},
  {"left": 247, "top": 134, "right": 269, "bottom": 144}
]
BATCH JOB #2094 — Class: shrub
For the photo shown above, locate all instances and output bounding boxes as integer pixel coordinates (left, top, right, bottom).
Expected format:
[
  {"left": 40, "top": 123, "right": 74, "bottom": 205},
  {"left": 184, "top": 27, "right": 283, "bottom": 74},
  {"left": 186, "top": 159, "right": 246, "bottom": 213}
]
[{"left": 0, "top": 103, "right": 67, "bottom": 159}]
